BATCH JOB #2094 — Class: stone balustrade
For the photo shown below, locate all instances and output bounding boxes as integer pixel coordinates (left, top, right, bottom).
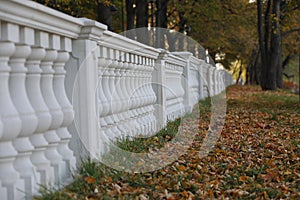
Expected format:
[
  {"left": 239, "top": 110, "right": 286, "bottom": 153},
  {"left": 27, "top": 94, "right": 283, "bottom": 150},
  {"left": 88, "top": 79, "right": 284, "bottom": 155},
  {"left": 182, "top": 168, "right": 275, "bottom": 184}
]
[
  {"left": 0, "top": 1, "right": 234, "bottom": 199},
  {"left": 164, "top": 54, "right": 186, "bottom": 121}
]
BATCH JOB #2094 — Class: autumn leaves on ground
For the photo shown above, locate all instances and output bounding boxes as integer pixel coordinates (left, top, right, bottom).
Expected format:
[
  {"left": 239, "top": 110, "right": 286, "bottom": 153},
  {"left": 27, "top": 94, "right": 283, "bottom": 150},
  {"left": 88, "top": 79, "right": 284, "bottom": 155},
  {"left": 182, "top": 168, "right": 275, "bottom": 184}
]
[{"left": 38, "top": 85, "right": 300, "bottom": 200}]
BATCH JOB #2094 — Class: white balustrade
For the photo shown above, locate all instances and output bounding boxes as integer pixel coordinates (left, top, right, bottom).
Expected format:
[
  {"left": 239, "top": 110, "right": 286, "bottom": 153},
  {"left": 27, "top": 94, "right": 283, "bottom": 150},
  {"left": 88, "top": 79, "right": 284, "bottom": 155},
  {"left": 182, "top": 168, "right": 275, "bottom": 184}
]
[
  {"left": 164, "top": 54, "right": 185, "bottom": 121},
  {"left": 0, "top": 1, "right": 234, "bottom": 199},
  {"left": 0, "top": 21, "right": 24, "bottom": 200},
  {"left": 96, "top": 30, "right": 159, "bottom": 140}
]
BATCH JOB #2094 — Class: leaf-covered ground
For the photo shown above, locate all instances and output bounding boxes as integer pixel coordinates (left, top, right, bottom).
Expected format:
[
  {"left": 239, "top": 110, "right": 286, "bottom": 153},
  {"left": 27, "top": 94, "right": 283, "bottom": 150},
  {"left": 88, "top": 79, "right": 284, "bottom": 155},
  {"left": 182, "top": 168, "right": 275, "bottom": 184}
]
[{"left": 38, "top": 85, "right": 300, "bottom": 200}]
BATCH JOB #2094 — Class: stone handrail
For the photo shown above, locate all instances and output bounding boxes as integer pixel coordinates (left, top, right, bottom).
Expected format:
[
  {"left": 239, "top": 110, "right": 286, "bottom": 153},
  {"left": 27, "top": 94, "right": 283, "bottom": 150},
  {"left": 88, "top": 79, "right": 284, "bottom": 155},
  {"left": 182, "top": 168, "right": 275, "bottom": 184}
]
[{"left": 0, "top": 1, "right": 234, "bottom": 199}]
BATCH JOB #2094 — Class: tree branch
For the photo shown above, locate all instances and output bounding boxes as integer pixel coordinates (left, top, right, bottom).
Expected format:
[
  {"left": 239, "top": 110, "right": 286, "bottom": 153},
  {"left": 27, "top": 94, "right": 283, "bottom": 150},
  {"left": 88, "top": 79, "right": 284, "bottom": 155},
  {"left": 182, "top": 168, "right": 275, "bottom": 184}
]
[{"left": 282, "top": 28, "right": 300, "bottom": 37}]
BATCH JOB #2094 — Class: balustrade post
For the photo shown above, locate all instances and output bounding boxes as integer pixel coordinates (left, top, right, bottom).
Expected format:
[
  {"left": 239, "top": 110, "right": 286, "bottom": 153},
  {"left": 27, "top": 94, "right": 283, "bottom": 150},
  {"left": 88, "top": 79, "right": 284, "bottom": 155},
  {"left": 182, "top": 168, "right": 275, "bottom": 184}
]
[
  {"left": 153, "top": 50, "right": 168, "bottom": 130},
  {"left": 206, "top": 64, "right": 213, "bottom": 97},
  {"left": 198, "top": 59, "right": 206, "bottom": 100},
  {"left": 67, "top": 18, "right": 106, "bottom": 160},
  {"left": 172, "top": 52, "right": 193, "bottom": 113}
]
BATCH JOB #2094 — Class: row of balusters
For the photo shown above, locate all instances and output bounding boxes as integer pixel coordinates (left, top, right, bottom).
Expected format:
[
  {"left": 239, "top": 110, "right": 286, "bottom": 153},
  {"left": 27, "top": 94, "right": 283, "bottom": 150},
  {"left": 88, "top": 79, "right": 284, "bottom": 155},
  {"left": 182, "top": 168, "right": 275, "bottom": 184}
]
[
  {"left": 0, "top": 22, "right": 232, "bottom": 200},
  {"left": 97, "top": 46, "right": 157, "bottom": 141},
  {"left": 164, "top": 62, "right": 185, "bottom": 121},
  {"left": 0, "top": 22, "right": 75, "bottom": 200}
]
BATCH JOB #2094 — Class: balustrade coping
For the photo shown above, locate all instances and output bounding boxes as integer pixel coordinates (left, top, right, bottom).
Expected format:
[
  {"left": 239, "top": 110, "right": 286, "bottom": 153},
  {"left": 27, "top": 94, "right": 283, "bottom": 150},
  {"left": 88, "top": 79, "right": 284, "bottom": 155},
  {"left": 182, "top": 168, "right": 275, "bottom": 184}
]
[
  {"left": 98, "top": 30, "right": 160, "bottom": 59},
  {"left": 166, "top": 53, "right": 186, "bottom": 67}
]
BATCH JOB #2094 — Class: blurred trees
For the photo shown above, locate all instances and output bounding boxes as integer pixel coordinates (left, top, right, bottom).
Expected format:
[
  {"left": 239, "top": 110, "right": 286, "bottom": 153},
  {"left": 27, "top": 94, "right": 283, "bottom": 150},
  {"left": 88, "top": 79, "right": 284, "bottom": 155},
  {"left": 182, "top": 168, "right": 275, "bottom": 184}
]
[
  {"left": 34, "top": 0, "right": 299, "bottom": 89},
  {"left": 257, "top": 0, "right": 300, "bottom": 90},
  {"left": 34, "top": 0, "right": 117, "bottom": 30}
]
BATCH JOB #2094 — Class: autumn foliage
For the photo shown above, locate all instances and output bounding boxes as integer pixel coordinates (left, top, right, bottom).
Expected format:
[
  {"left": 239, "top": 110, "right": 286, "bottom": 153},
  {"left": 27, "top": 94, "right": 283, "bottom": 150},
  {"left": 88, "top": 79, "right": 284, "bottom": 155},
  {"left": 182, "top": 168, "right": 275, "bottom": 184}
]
[{"left": 37, "top": 85, "right": 300, "bottom": 199}]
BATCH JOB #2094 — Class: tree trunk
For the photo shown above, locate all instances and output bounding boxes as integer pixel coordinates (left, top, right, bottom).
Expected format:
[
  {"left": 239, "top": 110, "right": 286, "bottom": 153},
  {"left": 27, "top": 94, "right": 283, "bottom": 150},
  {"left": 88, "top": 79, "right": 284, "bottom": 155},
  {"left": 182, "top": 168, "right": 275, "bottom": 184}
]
[
  {"left": 126, "top": 0, "right": 135, "bottom": 30},
  {"left": 97, "top": 4, "right": 114, "bottom": 31},
  {"left": 264, "top": 0, "right": 272, "bottom": 61},
  {"left": 274, "top": 0, "right": 283, "bottom": 88},
  {"left": 155, "top": 0, "right": 168, "bottom": 48},
  {"left": 257, "top": 0, "right": 268, "bottom": 90},
  {"left": 236, "top": 61, "right": 243, "bottom": 85},
  {"left": 177, "top": 12, "right": 187, "bottom": 51},
  {"left": 268, "top": 0, "right": 281, "bottom": 89},
  {"left": 126, "top": 0, "right": 135, "bottom": 39},
  {"left": 247, "top": 48, "right": 259, "bottom": 85},
  {"left": 253, "top": 49, "right": 260, "bottom": 85},
  {"left": 136, "top": 0, "right": 149, "bottom": 45}
]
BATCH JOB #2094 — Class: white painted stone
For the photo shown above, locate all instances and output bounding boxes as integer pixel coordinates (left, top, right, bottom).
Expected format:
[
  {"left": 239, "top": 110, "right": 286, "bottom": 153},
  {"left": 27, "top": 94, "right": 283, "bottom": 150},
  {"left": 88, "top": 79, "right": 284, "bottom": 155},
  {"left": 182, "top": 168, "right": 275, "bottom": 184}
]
[
  {"left": 10, "top": 41, "right": 39, "bottom": 199},
  {"left": 41, "top": 46, "right": 66, "bottom": 184},
  {"left": 0, "top": 35, "right": 27, "bottom": 199},
  {"left": 0, "top": 2, "right": 234, "bottom": 198},
  {"left": 26, "top": 46, "right": 54, "bottom": 186},
  {"left": 53, "top": 47, "right": 76, "bottom": 179}
]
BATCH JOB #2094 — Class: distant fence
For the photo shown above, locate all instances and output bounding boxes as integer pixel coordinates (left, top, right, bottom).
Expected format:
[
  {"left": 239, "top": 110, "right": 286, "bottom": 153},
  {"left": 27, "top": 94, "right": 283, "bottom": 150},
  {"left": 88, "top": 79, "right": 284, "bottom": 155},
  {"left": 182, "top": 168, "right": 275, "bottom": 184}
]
[{"left": 0, "top": 1, "right": 233, "bottom": 199}]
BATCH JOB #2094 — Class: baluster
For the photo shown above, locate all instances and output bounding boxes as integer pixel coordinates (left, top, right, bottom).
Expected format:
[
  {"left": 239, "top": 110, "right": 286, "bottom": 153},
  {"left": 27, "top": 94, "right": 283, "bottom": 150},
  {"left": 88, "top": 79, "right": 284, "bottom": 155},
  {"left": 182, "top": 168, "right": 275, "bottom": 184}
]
[
  {"left": 128, "top": 54, "right": 138, "bottom": 135},
  {"left": 112, "top": 49, "right": 124, "bottom": 136},
  {"left": 53, "top": 37, "right": 76, "bottom": 179},
  {"left": 123, "top": 53, "right": 136, "bottom": 136},
  {"left": 101, "top": 47, "right": 114, "bottom": 140},
  {"left": 98, "top": 49, "right": 109, "bottom": 116},
  {"left": 97, "top": 48, "right": 112, "bottom": 152},
  {"left": 0, "top": 116, "right": 6, "bottom": 197},
  {"left": 40, "top": 34, "right": 65, "bottom": 185},
  {"left": 105, "top": 48, "right": 121, "bottom": 139},
  {"left": 126, "top": 53, "right": 137, "bottom": 136},
  {"left": 107, "top": 48, "right": 122, "bottom": 138},
  {"left": 120, "top": 52, "right": 131, "bottom": 119},
  {"left": 10, "top": 26, "right": 39, "bottom": 199},
  {"left": 139, "top": 56, "right": 148, "bottom": 134},
  {"left": 117, "top": 51, "right": 131, "bottom": 135},
  {"left": 139, "top": 57, "right": 147, "bottom": 108},
  {"left": 0, "top": 181, "right": 7, "bottom": 200},
  {"left": 97, "top": 46, "right": 109, "bottom": 144},
  {"left": 26, "top": 32, "right": 53, "bottom": 186},
  {"left": 147, "top": 58, "right": 156, "bottom": 134},
  {"left": 0, "top": 21, "right": 24, "bottom": 200},
  {"left": 135, "top": 55, "right": 144, "bottom": 135},
  {"left": 135, "top": 56, "right": 144, "bottom": 135},
  {"left": 142, "top": 57, "right": 152, "bottom": 135}
]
